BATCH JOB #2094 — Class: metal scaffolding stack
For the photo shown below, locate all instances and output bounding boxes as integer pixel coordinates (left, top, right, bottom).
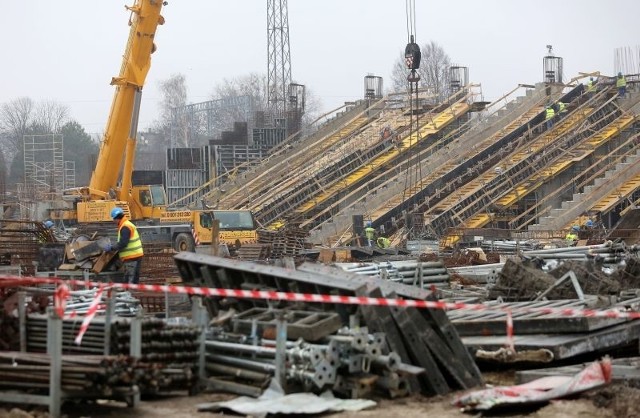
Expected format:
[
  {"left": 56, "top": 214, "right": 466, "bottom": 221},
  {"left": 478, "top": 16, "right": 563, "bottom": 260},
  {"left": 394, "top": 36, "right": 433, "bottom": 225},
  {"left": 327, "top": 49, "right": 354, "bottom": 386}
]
[{"left": 23, "top": 134, "right": 68, "bottom": 199}]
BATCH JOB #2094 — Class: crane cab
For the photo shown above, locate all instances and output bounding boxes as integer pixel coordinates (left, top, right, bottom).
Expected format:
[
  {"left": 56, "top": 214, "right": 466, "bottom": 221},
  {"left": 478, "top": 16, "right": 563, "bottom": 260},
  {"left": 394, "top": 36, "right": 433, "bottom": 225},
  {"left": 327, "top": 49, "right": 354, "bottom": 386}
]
[
  {"left": 131, "top": 184, "right": 167, "bottom": 220},
  {"left": 70, "top": 184, "right": 166, "bottom": 223}
]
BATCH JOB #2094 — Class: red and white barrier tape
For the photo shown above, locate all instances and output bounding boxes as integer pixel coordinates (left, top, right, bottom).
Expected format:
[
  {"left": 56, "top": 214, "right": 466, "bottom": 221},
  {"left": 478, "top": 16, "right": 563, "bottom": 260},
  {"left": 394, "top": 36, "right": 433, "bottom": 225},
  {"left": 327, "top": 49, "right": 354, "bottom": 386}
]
[
  {"left": 54, "top": 282, "right": 70, "bottom": 319},
  {"left": 505, "top": 309, "right": 515, "bottom": 352},
  {"left": 74, "top": 284, "right": 104, "bottom": 345},
  {"left": 2, "top": 274, "right": 638, "bottom": 320}
]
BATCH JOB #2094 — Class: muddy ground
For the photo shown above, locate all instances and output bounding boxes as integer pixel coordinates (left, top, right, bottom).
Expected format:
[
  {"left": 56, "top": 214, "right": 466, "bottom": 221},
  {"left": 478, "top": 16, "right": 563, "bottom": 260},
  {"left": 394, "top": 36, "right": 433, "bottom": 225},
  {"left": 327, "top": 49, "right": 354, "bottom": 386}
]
[{"left": 3, "top": 382, "right": 640, "bottom": 418}]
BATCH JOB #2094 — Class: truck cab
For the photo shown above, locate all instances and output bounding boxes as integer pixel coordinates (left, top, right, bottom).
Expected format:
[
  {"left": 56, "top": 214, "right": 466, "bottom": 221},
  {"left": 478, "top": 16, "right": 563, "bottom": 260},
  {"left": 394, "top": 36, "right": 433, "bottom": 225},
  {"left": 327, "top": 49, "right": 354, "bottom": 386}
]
[
  {"left": 160, "top": 209, "right": 258, "bottom": 252},
  {"left": 211, "top": 210, "right": 258, "bottom": 246}
]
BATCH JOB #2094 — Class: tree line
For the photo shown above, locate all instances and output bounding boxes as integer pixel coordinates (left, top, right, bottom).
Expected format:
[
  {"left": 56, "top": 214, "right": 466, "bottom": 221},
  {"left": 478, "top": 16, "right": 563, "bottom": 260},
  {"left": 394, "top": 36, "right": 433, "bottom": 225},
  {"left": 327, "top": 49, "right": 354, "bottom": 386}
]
[{"left": 0, "top": 98, "right": 98, "bottom": 193}]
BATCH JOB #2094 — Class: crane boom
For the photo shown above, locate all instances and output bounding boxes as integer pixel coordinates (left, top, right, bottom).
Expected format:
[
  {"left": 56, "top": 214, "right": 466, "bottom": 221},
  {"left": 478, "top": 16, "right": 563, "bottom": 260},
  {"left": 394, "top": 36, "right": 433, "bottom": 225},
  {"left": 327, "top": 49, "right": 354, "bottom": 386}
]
[
  {"left": 51, "top": 1, "right": 260, "bottom": 253},
  {"left": 90, "top": 0, "right": 164, "bottom": 200}
]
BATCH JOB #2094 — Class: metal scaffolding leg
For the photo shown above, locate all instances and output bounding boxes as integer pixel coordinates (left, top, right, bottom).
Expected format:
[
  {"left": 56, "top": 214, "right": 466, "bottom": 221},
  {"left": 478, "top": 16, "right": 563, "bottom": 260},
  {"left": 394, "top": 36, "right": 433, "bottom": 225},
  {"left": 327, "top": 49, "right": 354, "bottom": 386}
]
[
  {"left": 0, "top": 308, "right": 62, "bottom": 417},
  {"left": 104, "top": 296, "right": 115, "bottom": 356},
  {"left": 47, "top": 308, "right": 62, "bottom": 417},
  {"left": 192, "top": 296, "right": 209, "bottom": 393},
  {"left": 18, "top": 291, "right": 27, "bottom": 352},
  {"left": 275, "top": 313, "right": 288, "bottom": 391},
  {"left": 128, "top": 313, "right": 142, "bottom": 407}
]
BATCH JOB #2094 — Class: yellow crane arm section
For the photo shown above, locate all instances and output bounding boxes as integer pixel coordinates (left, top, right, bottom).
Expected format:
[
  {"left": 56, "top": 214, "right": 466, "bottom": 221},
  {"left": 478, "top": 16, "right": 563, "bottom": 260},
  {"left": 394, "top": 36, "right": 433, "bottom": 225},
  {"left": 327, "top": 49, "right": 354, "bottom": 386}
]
[{"left": 89, "top": 1, "right": 165, "bottom": 200}]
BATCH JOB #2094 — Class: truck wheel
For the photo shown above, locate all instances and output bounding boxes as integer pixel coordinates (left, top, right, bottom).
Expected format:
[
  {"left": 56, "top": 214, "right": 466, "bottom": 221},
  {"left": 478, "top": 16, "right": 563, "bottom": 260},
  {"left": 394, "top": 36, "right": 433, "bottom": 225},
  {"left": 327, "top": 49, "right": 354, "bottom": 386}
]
[{"left": 174, "top": 233, "right": 196, "bottom": 252}]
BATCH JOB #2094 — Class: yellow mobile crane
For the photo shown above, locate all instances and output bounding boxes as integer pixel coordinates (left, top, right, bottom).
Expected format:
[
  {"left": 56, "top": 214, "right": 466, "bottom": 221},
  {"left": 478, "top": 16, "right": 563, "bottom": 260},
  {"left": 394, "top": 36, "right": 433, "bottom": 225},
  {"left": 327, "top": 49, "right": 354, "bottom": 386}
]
[{"left": 52, "top": 1, "right": 258, "bottom": 251}]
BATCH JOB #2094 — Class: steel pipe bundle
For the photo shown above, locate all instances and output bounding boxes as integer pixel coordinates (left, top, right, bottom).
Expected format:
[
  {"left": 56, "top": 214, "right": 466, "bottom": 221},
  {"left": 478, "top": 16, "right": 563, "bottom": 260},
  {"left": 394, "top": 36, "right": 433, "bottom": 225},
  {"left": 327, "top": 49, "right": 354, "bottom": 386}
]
[
  {"left": 26, "top": 315, "right": 201, "bottom": 394},
  {"left": 0, "top": 352, "right": 147, "bottom": 397},
  {"left": 447, "top": 263, "right": 504, "bottom": 284},
  {"left": 335, "top": 260, "right": 451, "bottom": 288},
  {"left": 521, "top": 241, "right": 627, "bottom": 263},
  {"left": 480, "top": 239, "right": 541, "bottom": 252},
  {"left": 61, "top": 288, "right": 141, "bottom": 317},
  {"left": 27, "top": 315, "right": 108, "bottom": 354}
]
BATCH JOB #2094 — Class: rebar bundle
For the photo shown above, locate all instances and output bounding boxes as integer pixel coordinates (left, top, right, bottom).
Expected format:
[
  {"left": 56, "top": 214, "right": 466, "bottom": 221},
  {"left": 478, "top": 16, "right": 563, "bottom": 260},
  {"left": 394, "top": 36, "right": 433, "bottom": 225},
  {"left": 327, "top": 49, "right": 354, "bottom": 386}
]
[
  {"left": 25, "top": 315, "right": 201, "bottom": 394},
  {"left": 0, "top": 352, "right": 150, "bottom": 396}
]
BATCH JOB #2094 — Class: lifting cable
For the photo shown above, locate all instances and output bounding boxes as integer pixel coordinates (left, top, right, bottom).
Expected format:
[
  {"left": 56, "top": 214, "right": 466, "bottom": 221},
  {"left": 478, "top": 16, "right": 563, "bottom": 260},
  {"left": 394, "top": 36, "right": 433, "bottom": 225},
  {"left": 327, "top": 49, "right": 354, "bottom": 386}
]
[{"left": 401, "top": 0, "right": 423, "bottom": 228}]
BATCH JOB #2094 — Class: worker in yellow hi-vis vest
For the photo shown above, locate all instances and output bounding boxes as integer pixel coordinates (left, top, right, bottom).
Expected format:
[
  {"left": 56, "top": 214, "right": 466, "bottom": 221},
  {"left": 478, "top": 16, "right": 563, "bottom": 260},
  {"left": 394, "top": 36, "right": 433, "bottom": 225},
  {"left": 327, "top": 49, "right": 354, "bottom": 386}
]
[
  {"left": 364, "top": 221, "right": 375, "bottom": 247},
  {"left": 545, "top": 105, "right": 555, "bottom": 130},
  {"left": 586, "top": 77, "right": 596, "bottom": 95},
  {"left": 377, "top": 236, "right": 391, "bottom": 249},
  {"left": 556, "top": 101, "right": 567, "bottom": 120},
  {"left": 565, "top": 225, "right": 580, "bottom": 246},
  {"left": 106, "top": 207, "right": 144, "bottom": 284},
  {"left": 617, "top": 72, "right": 627, "bottom": 98}
]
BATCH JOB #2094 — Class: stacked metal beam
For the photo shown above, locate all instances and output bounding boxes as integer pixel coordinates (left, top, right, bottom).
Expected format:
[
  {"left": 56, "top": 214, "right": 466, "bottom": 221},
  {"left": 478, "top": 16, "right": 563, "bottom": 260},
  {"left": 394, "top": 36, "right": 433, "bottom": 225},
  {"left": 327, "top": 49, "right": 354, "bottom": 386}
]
[
  {"left": 257, "top": 227, "right": 309, "bottom": 257},
  {"left": 236, "top": 243, "right": 272, "bottom": 260}
]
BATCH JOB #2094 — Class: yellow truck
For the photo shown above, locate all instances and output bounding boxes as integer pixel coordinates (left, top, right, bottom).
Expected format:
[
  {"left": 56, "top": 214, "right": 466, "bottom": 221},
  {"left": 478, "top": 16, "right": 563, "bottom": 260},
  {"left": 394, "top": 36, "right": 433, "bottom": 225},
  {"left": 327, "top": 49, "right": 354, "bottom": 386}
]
[{"left": 159, "top": 209, "right": 258, "bottom": 251}]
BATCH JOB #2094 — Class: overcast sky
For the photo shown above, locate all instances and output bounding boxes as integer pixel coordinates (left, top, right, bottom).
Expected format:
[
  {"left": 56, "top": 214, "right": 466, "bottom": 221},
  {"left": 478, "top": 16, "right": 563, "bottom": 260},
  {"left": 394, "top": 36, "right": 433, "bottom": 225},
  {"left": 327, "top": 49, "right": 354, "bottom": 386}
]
[{"left": 1, "top": 0, "right": 638, "bottom": 137}]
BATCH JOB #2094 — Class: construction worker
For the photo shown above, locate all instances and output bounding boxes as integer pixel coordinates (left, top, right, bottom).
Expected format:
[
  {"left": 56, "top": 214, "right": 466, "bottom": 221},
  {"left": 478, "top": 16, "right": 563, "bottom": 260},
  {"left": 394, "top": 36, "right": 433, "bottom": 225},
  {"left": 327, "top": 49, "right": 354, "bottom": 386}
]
[
  {"left": 556, "top": 101, "right": 567, "bottom": 119},
  {"left": 565, "top": 225, "right": 580, "bottom": 245},
  {"left": 545, "top": 105, "right": 555, "bottom": 130},
  {"left": 616, "top": 72, "right": 627, "bottom": 98},
  {"left": 106, "top": 207, "right": 144, "bottom": 284},
  {"left": 586, "top": 77, "right": 596, "bottom": 95},
  {"left": 376, "top": 236, "right": 391, "bottom": 249},
  {"left": 140, "top": 189, "right": 152, "bottom": 206},
  {"left": 38, "top": 220, "right": 55, "bottom": 243},
  {"left": 364, "top": 221, "right": 375, "bottom": 246}
]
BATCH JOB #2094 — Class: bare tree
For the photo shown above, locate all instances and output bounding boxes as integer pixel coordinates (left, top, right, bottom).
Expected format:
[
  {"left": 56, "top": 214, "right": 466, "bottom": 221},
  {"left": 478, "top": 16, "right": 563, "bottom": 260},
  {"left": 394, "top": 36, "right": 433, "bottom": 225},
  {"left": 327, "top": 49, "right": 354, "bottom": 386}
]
[
  {"left": 390, "top": 40, "right": 452, "bottom": 102},
  {"left": 299, "top": 85, "right": 322, "bottom": 132},
  {"left": 212, "top": 74, "right": 323, "bottom": 134},
  {"left": 0, "top": 97, "right": 35, "bottom": 155},
  {"left": 390, "top": 55, "right": 409, "bottom": 94},
  {"left": 33, "top": 100, "right": 69, "bottom": 134},
  {"left": 211, "top": 73, "right": 268, "bottom": 131},
  {"left": 151, "top": 73, "right": 320, "bottom": 149},
  {"left": 158, "top": 73, "right": 188, "bottom": 147},
  {"left": 0, "top": 149, "right": 6, "bottom": 198}
]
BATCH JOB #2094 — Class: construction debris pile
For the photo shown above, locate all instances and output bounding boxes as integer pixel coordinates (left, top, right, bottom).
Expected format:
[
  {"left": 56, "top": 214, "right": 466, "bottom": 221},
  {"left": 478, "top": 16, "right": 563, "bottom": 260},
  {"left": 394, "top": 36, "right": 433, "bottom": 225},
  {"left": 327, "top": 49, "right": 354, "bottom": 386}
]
[
  {"left": 491, "top": 250, "right": 640, "bottom": 301},
  {"left": 46, "top": 235, "right": 116, "bottom": 274},
  {"left": 174, "top": 252, "right": 484, "bottom": 397}
]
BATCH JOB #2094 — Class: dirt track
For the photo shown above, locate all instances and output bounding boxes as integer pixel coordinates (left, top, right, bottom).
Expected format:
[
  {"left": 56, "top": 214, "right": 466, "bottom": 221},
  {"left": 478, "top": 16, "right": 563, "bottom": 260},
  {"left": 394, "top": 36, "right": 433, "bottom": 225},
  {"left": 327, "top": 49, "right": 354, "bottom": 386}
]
[{"left": 3, "top": 383, "right": 640, "bottom": 418}]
